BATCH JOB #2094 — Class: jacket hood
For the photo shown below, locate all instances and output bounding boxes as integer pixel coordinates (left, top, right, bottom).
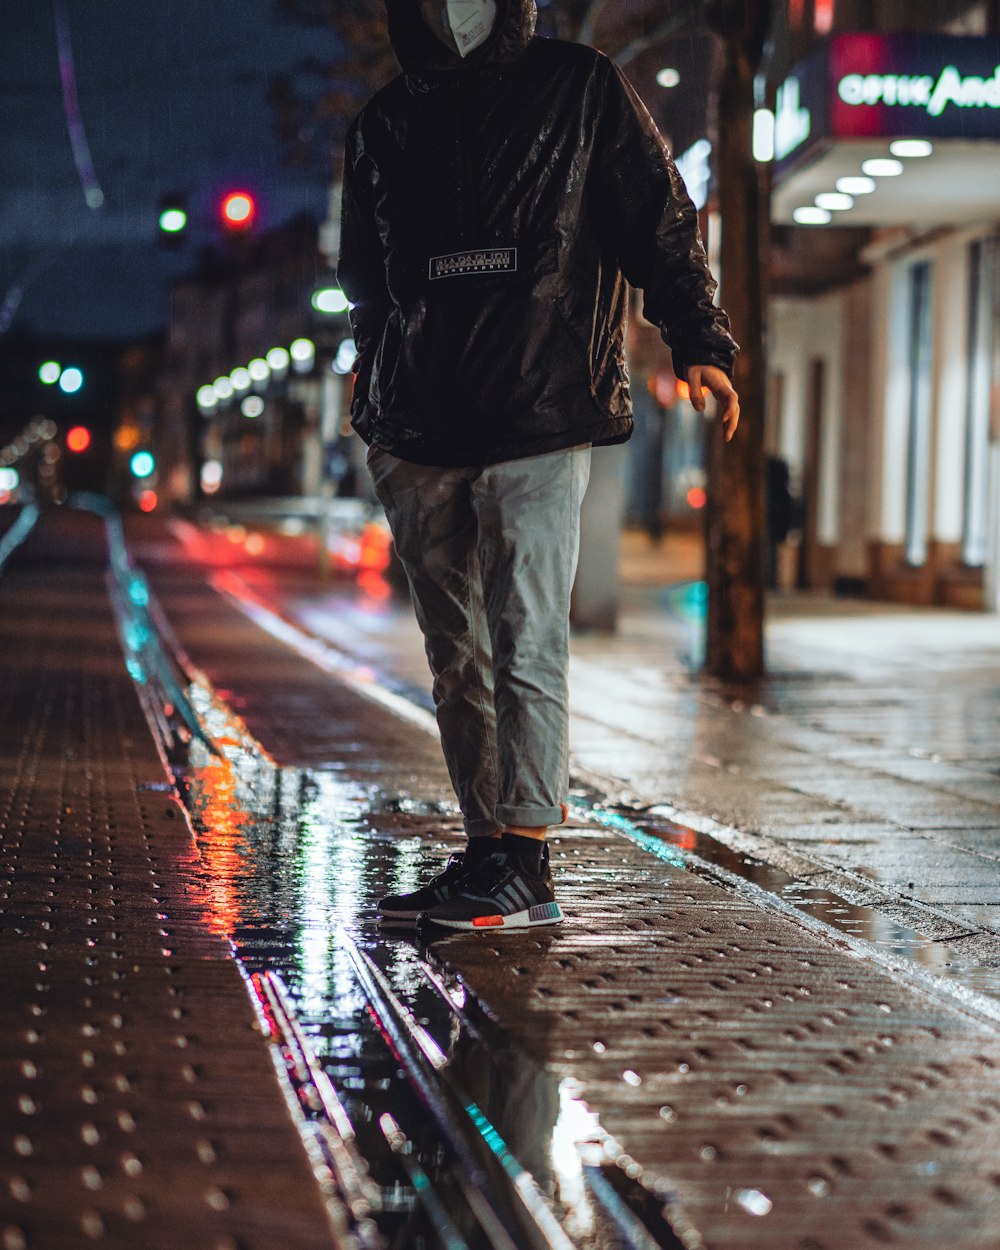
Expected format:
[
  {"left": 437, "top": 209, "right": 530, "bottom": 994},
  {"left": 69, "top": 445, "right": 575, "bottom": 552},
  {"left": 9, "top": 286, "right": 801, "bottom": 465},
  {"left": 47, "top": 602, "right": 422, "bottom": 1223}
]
[{"left": 385, "top": 0, "right": 536, "bottom": 77}]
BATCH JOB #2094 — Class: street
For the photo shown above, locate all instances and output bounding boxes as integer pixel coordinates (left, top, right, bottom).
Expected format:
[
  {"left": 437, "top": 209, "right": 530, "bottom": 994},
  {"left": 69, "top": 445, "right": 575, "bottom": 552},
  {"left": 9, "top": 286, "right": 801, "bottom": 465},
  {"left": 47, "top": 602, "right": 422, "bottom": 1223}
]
[{"left": 2, "top": 502, "right": 999, "bottom": 1250}]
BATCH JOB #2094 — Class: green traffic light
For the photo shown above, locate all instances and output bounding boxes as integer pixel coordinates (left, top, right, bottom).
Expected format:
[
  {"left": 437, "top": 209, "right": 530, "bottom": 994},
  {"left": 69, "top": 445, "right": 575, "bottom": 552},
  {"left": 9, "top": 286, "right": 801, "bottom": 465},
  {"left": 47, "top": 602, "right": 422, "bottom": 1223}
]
[{"left": 159, "top": 207, "right": 187, "bottom": 233}]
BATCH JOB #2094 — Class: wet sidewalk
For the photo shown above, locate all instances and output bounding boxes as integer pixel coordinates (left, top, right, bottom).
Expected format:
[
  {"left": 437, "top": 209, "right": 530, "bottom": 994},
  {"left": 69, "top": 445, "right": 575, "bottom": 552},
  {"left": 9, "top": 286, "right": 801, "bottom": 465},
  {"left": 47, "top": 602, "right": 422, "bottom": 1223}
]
[
  {"left": 0, "top": 507, "right": 343, "bottom": 1250},
  {"left": 162, "top": 515, "right": 1000, "bottom": 984},
  {"left": 3, "top": 502, "right": 1000, "bottom": 1250}
]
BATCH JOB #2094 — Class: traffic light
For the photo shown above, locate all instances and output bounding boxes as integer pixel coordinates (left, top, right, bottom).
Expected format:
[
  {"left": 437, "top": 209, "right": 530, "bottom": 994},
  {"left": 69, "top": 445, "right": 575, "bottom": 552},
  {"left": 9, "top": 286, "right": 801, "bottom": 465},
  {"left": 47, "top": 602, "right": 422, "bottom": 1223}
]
[
  {"left": 158, "top": 193, "right": 188, "bottom": 246},
  {"left": 219, "top": 190, "right": 256, "bottom": 232}
]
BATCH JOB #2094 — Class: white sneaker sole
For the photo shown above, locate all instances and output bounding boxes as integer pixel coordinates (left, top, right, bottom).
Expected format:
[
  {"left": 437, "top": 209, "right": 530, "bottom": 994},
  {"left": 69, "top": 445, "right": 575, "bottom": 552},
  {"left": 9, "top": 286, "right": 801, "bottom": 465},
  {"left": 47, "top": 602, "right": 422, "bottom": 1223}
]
[{"left": 422, "top": 901, "right": 564, "bottom": 932}]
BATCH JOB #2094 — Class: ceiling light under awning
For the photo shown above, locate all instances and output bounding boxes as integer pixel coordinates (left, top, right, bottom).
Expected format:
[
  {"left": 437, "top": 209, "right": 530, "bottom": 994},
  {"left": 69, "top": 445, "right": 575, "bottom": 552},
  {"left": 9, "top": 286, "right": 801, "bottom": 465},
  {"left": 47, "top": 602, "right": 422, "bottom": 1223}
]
[
  {"left": 815, "top": 191, "right": 854, "bottom": 210},
  {"left": 890, "top": 138, "right": 934, "bottom": 157},
  {"left": 861, "top": 157, "right": 905, "bottom": 176},
  {"left": 774, "top": 139, "right": 1000, "bottom": 225},
  {"left": 836, "top": 175, "right": 876, "bottom": 194}
]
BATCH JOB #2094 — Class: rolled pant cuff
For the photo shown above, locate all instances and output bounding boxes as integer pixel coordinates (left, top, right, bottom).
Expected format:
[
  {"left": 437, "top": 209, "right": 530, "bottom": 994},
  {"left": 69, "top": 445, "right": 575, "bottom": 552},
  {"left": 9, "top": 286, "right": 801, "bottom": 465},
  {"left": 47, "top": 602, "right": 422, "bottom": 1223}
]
[
  {"left": 496, "top": 803, "right": 564, "bottom": 829},
  {"left": 464, "top": 817, "right": 504, "bottom": 837}
]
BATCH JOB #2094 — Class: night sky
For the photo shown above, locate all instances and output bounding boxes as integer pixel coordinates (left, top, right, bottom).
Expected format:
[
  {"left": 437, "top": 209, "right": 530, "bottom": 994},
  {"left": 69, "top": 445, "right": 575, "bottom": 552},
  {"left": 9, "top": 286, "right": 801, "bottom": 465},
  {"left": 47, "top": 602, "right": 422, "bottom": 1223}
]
[{"left": 2, "top": 0, "right": 338, "bottom": 342}]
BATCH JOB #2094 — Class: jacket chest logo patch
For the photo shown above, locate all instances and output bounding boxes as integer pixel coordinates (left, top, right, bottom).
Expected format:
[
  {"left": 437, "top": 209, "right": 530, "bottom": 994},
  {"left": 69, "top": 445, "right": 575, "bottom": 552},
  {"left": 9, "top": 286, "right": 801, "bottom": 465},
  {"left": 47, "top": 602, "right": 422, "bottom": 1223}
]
[{"left": 429, "top": 248, "right": 517, "bottom": 279}]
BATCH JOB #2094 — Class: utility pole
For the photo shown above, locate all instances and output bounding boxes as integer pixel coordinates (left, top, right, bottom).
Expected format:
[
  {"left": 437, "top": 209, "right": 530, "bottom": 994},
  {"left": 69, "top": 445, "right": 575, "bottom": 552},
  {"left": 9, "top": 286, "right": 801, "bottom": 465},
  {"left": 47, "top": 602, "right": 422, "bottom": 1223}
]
[{"left": 705, "top": 0, "right": 771, "bottom": 682}]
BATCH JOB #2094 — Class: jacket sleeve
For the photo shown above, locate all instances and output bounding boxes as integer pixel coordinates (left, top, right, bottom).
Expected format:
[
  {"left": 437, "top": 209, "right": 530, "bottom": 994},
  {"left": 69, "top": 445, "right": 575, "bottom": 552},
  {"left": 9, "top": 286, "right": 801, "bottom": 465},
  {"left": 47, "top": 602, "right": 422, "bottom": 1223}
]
[
  {"left": 592, "top": 58, "right": 738, "bottom": 380},
  {"left": 337, "top": 118, "right": 391, "bottom": 414}
]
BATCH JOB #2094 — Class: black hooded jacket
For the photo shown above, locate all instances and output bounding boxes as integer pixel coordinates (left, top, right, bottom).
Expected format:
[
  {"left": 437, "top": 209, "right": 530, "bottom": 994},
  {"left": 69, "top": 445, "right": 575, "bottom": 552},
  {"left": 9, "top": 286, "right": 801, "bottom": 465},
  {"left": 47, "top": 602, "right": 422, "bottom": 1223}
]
[{"left": 337, "top": 0, "right": 737, "bottom": 468}]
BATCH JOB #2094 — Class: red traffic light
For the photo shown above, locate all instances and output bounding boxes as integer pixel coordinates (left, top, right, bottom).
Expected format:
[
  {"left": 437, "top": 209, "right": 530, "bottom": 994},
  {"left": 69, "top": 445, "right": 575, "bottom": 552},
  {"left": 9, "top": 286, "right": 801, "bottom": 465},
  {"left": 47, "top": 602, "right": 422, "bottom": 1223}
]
[{"left": 220, "top": 190, "right": 256, "bottom": 230}]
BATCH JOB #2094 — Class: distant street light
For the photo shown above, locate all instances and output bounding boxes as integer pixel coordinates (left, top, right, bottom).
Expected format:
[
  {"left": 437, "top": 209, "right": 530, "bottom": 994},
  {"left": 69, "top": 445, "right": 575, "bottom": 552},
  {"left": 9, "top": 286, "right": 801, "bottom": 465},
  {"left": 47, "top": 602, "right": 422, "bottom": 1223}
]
[
  {"left": 333, "top": 338, "right": 358, "bottom": 375},
  {"left": 311, "top": 286, "right": 350, "bottom": 314},
  {"left": 266, "top": 346, "right": 290, "bottom": 374},
  {"left": 197, "top": 385, "right": 218, "bottom": 411},
  {"left": 290, "top": 338, "right": 315, "bottom": 372},
  {"left": 130, "top": 451, "right": 155, "bottom": 479},
  {"left": 39, "top": 361, "right": 61, "bottom": 384},
  {"left": 59, "top": 367, "right": 84, "bottom": 394}
]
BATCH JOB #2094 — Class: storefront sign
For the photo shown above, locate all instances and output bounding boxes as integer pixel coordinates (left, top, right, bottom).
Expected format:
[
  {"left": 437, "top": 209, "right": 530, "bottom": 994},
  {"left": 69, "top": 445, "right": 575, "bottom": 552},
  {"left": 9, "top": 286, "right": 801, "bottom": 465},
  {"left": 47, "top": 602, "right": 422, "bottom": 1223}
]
[
  {"left": 776, "top": 34, "right": 1000, "bottom": 169},
  {"left": 837, "top": 66, "right": 1000, "bottom": 115}
]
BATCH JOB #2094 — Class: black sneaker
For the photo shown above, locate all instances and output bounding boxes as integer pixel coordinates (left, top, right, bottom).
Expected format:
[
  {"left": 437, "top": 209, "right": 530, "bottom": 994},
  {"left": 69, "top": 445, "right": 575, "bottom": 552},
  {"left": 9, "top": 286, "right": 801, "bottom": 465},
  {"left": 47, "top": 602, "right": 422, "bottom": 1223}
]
[
  {"left": 420, "top": 848, "right": 563, "bottom": 931},
  {"left": 377, "top": 852, "right": 472, "bottom": 925}
]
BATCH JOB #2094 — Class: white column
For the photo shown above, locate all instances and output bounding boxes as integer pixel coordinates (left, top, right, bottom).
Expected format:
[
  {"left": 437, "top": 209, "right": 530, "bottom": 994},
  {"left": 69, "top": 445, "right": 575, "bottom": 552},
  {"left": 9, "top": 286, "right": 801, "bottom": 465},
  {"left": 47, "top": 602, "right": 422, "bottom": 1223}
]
[
  {"left": 930, "top": 234, "right": 970, "bottom": 546},
  {"left": 986, "top": 444, "right": 1000, "bottom": 612},
  {"left": 816, "top": 291, "right": 843, "bottom": 547},
  {"left": 874, "top": 258, "right": 911, "bottom": 545}
]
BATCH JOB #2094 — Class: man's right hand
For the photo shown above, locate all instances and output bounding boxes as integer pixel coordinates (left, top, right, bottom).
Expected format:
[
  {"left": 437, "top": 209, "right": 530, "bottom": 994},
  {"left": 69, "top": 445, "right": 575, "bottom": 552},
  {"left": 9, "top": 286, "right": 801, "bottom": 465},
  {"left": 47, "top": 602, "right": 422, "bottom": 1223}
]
[{"left": 687, "top": 365, "right": 740, "bottom": 443}]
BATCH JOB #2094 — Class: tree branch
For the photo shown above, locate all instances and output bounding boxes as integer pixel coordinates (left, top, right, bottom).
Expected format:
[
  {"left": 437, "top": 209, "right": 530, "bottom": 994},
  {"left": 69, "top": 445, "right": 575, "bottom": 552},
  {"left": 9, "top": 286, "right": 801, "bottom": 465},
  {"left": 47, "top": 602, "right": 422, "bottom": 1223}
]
[
  {"left": 613, "top": 0, "right": 704, "bottom": 66},
  {"left": 578, "top": 0, "right": 610, "bottom": 45}
]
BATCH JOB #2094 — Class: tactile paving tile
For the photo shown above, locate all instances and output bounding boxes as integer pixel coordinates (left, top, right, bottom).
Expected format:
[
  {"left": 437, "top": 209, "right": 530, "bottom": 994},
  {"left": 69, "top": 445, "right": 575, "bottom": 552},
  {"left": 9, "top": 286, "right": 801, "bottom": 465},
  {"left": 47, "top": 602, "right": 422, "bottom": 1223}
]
[
  {"left": 444, "top": 828, "right": 1000, "bottom": 1249},
  {"left": 0, "top": 511, "right": 339, "bottom": 1250},
  {"left": 141, "top": 518, "right": 1000, "bottom": 1249}
]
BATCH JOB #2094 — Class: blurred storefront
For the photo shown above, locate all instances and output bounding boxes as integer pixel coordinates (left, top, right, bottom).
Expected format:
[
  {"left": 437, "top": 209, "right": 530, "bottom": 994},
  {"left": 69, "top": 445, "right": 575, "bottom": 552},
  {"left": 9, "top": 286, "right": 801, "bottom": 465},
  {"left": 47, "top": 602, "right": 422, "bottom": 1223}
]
[
  {"left": 158, "top": 213, "right": 356, "bottom": 507},
  {"left": 769, "top": 32, "right": 1000, "bottom": 609}
]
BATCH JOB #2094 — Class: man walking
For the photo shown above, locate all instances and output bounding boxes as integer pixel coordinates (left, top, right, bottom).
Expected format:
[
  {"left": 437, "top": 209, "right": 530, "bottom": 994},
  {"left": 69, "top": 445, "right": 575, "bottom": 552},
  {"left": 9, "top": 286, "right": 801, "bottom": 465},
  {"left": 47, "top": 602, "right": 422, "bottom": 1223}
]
[{"left": 337, "top": 0, "right": 739, "bottom": 932}]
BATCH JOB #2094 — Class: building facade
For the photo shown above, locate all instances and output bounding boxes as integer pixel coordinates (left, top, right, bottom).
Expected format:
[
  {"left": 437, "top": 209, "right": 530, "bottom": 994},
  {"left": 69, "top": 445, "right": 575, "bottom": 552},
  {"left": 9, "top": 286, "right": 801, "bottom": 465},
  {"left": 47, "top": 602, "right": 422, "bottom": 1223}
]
[{"left": 767, "top": 2, "right": 1000, "bottom": 609}]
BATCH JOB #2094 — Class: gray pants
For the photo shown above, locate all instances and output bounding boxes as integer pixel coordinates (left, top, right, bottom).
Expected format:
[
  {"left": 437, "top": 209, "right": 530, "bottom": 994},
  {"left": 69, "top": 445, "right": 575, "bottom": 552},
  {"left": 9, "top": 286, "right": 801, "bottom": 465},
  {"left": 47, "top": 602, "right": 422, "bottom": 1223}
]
[{"left": 368, "top": 444, "right": 592, "bottom": 836}]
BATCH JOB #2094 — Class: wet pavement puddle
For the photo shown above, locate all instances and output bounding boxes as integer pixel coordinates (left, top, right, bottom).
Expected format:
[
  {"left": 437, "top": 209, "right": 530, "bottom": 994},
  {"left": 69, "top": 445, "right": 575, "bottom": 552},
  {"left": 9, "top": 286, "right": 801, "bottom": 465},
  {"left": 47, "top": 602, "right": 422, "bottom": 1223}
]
[
  {"left": 565, "top": 795, "right": 1000, "bottom": 1008},
  {"left": 172, "top": 696, "right": 646, "bottom": 1249},
  {"left": 101, "top": 508, "right": 1000, "bottom": 1248},
  {"left": 161, "top": 677, "right": 1000, "bottom": 1248}
]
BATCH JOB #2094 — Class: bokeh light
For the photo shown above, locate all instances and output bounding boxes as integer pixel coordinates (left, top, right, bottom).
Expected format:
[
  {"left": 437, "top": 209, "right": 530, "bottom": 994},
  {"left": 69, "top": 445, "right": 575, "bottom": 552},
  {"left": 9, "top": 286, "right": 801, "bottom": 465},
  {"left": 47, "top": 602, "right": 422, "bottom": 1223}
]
[
  {"left": 220, "top": 190, "right": 256, "bottom": 228},
  {"left": 66, "top": 425, "right": 91, "bottom": 453},
  {"left": 311, "top": 287, "right": 350, "bottom": 314},
  {"left": 130, "top": 451, "right": 155, "bottom": 478},
  {"left": 59, "top": 367, "right": 84, "bottom": 394},
  {"left": 201, "top": 459, "right": 223, "bottom": 494}
]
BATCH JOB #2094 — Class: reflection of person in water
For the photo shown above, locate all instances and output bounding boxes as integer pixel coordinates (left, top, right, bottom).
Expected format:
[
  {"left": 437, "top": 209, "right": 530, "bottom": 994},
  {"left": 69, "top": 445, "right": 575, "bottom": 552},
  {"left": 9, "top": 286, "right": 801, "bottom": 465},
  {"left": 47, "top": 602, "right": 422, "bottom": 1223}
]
[{"left": 448, "top": 1025, "right": 560, "bottom": 1200}]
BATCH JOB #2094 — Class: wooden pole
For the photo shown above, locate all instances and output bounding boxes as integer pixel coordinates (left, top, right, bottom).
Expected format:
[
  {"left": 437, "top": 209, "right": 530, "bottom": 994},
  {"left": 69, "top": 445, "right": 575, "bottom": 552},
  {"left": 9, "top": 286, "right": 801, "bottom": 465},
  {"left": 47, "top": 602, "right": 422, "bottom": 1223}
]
[{"left": 705, "top": 0, "right": 770, "bottom": 682}]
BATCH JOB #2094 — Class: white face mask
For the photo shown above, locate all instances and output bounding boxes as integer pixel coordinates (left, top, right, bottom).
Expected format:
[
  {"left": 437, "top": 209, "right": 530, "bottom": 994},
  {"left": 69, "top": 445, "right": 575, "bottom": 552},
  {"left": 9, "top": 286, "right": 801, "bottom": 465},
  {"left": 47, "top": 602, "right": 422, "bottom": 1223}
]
[{"left": 420, "top": 0, "right": 498, "bottom": 58}]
